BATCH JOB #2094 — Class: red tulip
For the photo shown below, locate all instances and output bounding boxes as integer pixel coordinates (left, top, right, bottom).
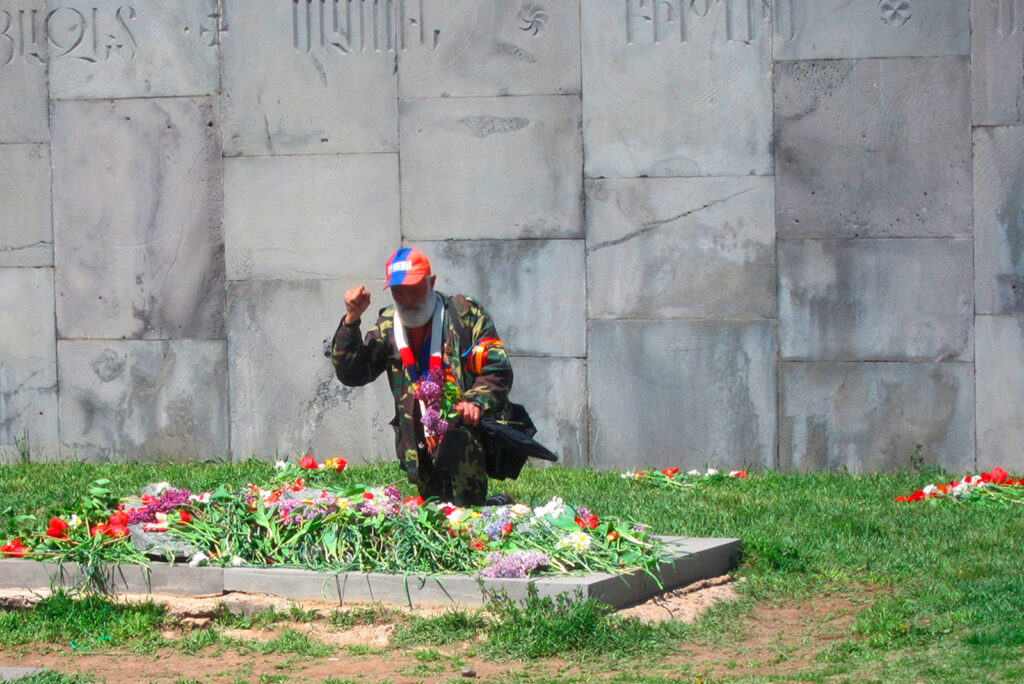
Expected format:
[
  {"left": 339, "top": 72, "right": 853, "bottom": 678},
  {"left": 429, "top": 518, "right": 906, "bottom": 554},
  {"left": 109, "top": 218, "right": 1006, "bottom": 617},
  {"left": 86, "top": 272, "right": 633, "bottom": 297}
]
[
  {"left": 46, "top": 518, "right": 69, "bottom": 539},
  {"left": 332, "top": 458, "right": 347, "bottom": 472},
  {"left": 502, "top": 523, "right": 513, "bottom": 536},
  {"left": 90, "top": 523, "right": 110, "bottom": 537},
  {"left": 403, "top": 496, "right": 425, "bottom": 508},
  {"left": 661, "top": 467, "right": 679, "bottom": 478},
  {"left": 990, "top": 468, "right": 1008, "bottom": 484},
  {"left": 0, "top": 539, "right": 26, "bottom": 558},
  {"left": 363, "top": 491, "right": 374, "bottom": 500},
  {"left": 575, "top": 514, "right": 599, "bottom": 530},
  {"left": 178, "top": 511, "right": 191, "bottom": 525},
  {"left": 607, "top": 531, "right": 620, "bottom": 541},
  {"left": 299, "top": 454, "right": 317, "bottom": 470},
  {"left": 469, "top": 539, "right": 485, "bottom": 550},
  {"left": 108, "top": 511, "right": 129, "bottom": 527},
  {"left": 108, "top": 524, "right": 129, "bottom": 537}
]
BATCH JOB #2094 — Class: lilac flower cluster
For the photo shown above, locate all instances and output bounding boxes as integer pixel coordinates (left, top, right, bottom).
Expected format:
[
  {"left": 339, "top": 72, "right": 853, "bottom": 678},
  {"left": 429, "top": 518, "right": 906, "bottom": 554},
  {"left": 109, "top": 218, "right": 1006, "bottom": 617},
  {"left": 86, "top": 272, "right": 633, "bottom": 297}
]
[
  {"left": 480, "top": 550, "right": 550, "bottom": 579},
  {"left": 575, "top": 506, "right": 591, "bottom": 520},
  {"left": 414, "top": 378, "right": 441, "bottom": 403},
  {"left": 279, "top": 497, "right": 340, "bottom": 526},
  {"left": 355, "top": 486, "right": 404, "bottom": 518},
  {"left": 126, "top": 488, "right": 193, "bottom": 525},
  {"left": 481, "top": 507, "right": 512, "bottom": 541},
  {"left": 416, "top": 368, "right": 453, "bottom": 437}
]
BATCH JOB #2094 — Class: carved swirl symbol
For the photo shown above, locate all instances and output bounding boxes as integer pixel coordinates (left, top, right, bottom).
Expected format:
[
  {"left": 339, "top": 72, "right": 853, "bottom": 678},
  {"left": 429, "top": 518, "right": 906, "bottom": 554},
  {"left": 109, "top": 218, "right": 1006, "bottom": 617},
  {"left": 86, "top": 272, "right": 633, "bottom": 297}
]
[
  {"left": 879, "top": 0, "right": 911, "bottom": 28},
  {"left": 518, "top": 4, "right": 548, "bottom": 36}
]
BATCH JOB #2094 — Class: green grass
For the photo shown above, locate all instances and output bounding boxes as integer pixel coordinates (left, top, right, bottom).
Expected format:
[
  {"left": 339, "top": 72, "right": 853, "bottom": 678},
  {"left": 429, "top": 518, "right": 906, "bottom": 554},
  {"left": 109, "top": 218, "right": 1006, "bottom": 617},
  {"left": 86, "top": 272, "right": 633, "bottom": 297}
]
[{"left": 1, "top": 462, "right": 1023, "bottom": 680}]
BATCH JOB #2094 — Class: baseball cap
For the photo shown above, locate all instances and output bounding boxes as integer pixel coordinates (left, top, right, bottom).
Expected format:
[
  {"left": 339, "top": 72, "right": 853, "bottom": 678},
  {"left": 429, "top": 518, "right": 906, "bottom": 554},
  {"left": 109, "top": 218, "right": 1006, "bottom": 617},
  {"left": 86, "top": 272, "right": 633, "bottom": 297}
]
[{"left": 384, "top": 247, "right": 432, "bottom": 289}]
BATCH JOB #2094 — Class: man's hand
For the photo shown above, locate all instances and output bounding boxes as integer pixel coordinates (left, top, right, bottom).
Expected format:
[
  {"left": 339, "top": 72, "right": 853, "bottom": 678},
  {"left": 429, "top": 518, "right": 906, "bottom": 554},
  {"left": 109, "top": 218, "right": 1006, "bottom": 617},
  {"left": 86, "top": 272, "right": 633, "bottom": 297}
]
[
  {"left": 455, "top": 401, "right": 481, "bottom": 427},
  {"left": 344, "top": 285, "right": 371, "bottom": 324}
]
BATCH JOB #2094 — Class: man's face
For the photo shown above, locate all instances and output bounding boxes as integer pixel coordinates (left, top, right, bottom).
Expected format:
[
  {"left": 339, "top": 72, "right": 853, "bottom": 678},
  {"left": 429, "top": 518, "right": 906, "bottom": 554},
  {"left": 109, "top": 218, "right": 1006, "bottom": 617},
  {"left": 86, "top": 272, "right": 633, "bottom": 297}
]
[{"left": 391, "top": 275, "right": 437, "bottom": 327}]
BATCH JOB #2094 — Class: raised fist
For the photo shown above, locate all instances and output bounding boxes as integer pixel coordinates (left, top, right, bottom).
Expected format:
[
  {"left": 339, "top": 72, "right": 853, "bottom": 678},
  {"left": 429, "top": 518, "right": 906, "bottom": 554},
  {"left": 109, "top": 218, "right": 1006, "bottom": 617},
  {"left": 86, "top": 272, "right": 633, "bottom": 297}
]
[{"left": 344, "top": 285, "right": 371, "bottom": 324}]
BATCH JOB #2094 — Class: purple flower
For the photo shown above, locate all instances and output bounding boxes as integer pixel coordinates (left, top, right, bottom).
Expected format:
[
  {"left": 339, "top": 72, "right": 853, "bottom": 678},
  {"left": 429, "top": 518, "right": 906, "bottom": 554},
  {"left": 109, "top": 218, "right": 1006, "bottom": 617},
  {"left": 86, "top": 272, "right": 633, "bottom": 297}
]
[
  {"left": 414, "top": 379, "right": 442, "bottom": 402},
  {"left": 575, "top": 506, "right": 591, "bottom": 520},
  {"left": 480, "top": 550, "right": 550, "bottom": 579}
]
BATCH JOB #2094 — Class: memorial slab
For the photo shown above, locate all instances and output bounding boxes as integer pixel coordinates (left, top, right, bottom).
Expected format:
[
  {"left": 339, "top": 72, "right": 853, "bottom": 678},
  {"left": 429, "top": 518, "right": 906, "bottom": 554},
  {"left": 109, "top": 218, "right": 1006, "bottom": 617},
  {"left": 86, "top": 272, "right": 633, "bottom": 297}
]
[
  {"left": 407, "top": 239, "right": 586, "bottom": 357},
  {"left": 399, "top": 96, "right": 582, "bottom": 240},
  {"left": 581, "top": 0, "right": 772, "bottom": 178},
  {"left": 778, "top": 239, "right": 973, "bottom": 361},
  {"left": 224, "top": 154, "right": 399, "bottom": 281},
  {"left": 0, "top": 267, "right": 55, "bottom": 390},
  {"left": 51, "top": 97, "right": 224, "bottom": 340},
  {"left": 221, "top": 0, "right": 398, "bottom": 156},
  {"left": 0, "top": 143, "right": 51, "bottom": 267},
  {"left": 0, "top": 0, "right": 48, "bottom": 142},
  {"left": 227, "top": 279, "right": 394, "bottom": 463},
  {"left": 588, "top": 319, "right": 775, "bottom": 472},
  {"left": 397, "top": 0, "right": 580, "bottom": 98},
  {"left": 974, "top": 126, "right": 1024, "bottom": 315},
  {"left": 776, "top": 57, "right": 971, "bottom": 239},
  {"left": 976, "top": 316, "right": 1024, "bottom": 472},
  {"left": 779, "top": 361, "right": 974, "bottom": 473},
  {"left": 586, "top": 176, "right": 774, "bottom": 320},
  {"left": 57, "top": 340, "right": 229, "bottom": 461},
  {"left": 507, "top": 356, "right": 587, "bottom": 468},
  {"left": 773, "top": 0, "right": 969, "bottom": 61},
  {"left": 0, "top": 388, "right": 58, "bottom": 461},
  {"left": 47, "top": 0, "right": 219, "bottom": 99},
  {"left": 973, "top": 0, "right": 1024, "bottom": 125}
]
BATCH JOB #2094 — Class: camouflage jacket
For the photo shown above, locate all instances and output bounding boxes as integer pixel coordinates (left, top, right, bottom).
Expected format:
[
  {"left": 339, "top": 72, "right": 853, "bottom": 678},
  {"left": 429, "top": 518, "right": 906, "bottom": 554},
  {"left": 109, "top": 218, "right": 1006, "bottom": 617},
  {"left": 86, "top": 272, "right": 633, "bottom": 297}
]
[{"left": 331, "top": 292, "right": 513, "bottom": 480}]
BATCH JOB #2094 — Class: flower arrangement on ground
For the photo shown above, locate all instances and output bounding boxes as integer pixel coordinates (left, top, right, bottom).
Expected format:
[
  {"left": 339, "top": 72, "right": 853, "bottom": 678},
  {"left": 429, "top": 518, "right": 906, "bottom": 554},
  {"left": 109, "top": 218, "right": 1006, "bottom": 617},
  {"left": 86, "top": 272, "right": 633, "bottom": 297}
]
[
  {"left": 895, "top": 468, "right": 1023, "bottom": 505},
  {"left": 622, "top": 467, "right": 748, "bottom": 491}
]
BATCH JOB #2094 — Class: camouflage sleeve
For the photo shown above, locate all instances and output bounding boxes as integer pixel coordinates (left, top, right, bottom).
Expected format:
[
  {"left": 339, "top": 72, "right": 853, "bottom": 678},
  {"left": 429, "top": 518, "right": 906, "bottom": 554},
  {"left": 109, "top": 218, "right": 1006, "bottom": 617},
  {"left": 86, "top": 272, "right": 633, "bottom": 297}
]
[
  {"left": 461, "top": 302, "right": 513, "bottom": 416},
  {"left": 331, "top": 311, "right": 392, "bottom": 387}
]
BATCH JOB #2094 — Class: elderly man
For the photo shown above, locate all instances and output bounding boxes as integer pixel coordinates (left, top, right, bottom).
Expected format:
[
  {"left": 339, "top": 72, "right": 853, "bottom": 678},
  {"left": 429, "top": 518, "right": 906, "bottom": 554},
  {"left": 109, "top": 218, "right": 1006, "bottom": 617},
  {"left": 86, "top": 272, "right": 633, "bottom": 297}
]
[{"left": 331, "top": 248, "right": 513, "bottom": 506}]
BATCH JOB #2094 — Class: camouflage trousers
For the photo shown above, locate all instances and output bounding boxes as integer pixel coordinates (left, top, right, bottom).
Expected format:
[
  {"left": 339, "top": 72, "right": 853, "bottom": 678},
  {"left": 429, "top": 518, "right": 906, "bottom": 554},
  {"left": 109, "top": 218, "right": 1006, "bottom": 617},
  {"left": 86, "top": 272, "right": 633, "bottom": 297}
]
[{"left": 415, "top": 426, "right": 488, "bottom": 507}]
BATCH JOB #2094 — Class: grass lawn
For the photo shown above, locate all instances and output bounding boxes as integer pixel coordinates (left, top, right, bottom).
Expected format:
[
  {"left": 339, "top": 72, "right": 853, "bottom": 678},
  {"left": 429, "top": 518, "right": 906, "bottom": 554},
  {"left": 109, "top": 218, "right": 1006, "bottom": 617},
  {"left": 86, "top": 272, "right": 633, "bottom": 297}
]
[{"left": 0, "top": 460, "right": 1022, "bottom": 682}]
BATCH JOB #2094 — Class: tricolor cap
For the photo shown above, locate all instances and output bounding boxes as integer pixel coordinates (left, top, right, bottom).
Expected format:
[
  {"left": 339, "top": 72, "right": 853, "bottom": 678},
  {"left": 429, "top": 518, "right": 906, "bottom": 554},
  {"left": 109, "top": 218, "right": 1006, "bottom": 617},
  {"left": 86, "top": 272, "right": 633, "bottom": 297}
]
[{"left": 384, "top": 247, "right": 432, "bottom": 289}]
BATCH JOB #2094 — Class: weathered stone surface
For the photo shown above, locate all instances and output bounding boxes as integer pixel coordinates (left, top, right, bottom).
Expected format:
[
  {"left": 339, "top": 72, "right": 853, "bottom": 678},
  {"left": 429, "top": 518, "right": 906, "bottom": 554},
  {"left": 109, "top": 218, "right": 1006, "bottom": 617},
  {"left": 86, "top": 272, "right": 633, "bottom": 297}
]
[
  {"left": 973, "top": 1, "right": 1024, "bottom": 125},
  {"left": 776, "top": 57, "right": 971, "bottom": 239},
  {"left": 0, "top": 0, "right": 47, "bottom": 142},
  {"left": 399, "top": 96, "right": 582, "bottom": 240},
  {"left": 221, "top": 0, "right": 397, "bottom": 156},
  {"left": 779, "top": 362, "right": 974, "bottom": 473},
  {"left": 47, "top": 0, "right": 219, "bottom": 99},
  {"left": 586, "top": 176, "right": 774, "bottom": 320},
  {"left": 227, "top": 279, "right": 394, "bottom": 463},
  {"left": 51, "top": 98, "right": 224, "bottom": 340},
  {"left": 407, "top": 240, "right": 586, "bottom": 357},
  {"left": 0, "top": 267, "right": 55, "bottom": 390},
  {"left": 588, "top": 320, "right": 776, "bottom": 471},
  {"left": 0, "top": 143, "right": 51, "bottom": 266},
  {"left": 128, "top": 524, "right": 197, "bottom": 561},
  {"left": 773, "top": 0, "right": 969, "bottom": 61},
  {"left": 0, "top": 389, "right": 58, "bottom": 462},
  {"left": 581, "top": 0, "right": 772, "bottom": 178},
  {"left": 507, "top": 356, "right": 587, "bottom": 468},
  {"left": 397, "top": 0, "right": 580, "bottom": 98},
  {"left": 974, "top": 126, "right": 1024, "bottom": 314},
  {"left": 57, "top": 340, "right": 229, "bottom": 461},
  {"left": 976, "top": 316, "right": 1024, "bottom": 472},
  {"left": 224, "top": 154, "right": 399, "bottom": 281},
  {"left": 778, "top": 239, "right": 973, "bottom": 361}
]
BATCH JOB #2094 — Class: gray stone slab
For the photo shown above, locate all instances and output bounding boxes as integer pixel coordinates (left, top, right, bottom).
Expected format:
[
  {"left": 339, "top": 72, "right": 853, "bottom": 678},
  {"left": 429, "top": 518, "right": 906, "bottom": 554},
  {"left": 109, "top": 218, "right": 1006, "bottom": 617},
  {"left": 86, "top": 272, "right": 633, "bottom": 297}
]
[
  {"left": 224, "top": 567, "right": 343, "bottom": 603},
  {"left": 779, "top": 362, "right": 975, "bottom": 473},
  {"left": 0, "top": 0, "right": 48, "bottom": 143},
  {"left": 586, "top": 176, "right": 775, "bottom": 320},
  {"left": 0, "top": 388, "right": 58, "bottom": 462},
  {"left": 224, "top": 154, "right": 400, "bottom": 281},
  {"left": 397, "top": 0, "right": 580, "bottom": 98},
  {"left": 973, "top": 0, "right": 1024, "bottom": 125},
  {"left": 57, "top": 340, "right": 229, "bottom": 461},
  {"left": 588, "top": 320, "right": 776, "bottom": 472},
  {"left": 0, "top": 144, "right": 51, "bottom": 267},
  {"left": 778, "top": 239, "right": 973, "bottom": 361},
  {"left": 0, "top": 667, "right": 46, "bottom": 681},
  {"left": 47, "top": 0, "right": 219, "bottom": 99},
  {"left": 107, "top": 564, "right": 223, "bottom": 595},
  {"left": 0, "top": 558, "right": 61, "bottom": 589},
  {"left": 51, "top": 98, "right": 224, "bottom": 340},
  {"left": 507, "top": 356, "right": 587, "bottom": 468},
  {"left": 775, "top": 57, "right": 971, "bottom": 239},
  {"left": 226, "top": 279, "right": 394, "bottom": 462},
  {"left": 773, "top": 0, "right": 969, "bottom": 61},
  {"left": 221, "top": 0, "right": 397, "bottom": 156},
  {"left": 974, "top": 127, "right": 1024, "bottom": 314},
  {"left": 976, "top": 316, "right": 1024, "bottom": 473},
  {"left": 399, "top": 96, "right": 582, "bottom": 240},
  {"left": 581, "top": 0, "right": 772, "bottom": 178},
  {"left": 0, "top": 267, "right": 56, "bottom": 390},
  {"left": 407, "top": 240, "right": 586, "bottom": 357}
]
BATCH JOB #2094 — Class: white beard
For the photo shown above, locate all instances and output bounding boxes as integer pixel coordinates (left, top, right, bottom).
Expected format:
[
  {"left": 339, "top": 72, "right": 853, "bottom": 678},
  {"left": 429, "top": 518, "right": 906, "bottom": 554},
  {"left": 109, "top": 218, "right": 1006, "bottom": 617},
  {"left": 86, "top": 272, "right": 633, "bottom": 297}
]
[{"left": 395, "top": 286, "right": 437, "bottom": 328}]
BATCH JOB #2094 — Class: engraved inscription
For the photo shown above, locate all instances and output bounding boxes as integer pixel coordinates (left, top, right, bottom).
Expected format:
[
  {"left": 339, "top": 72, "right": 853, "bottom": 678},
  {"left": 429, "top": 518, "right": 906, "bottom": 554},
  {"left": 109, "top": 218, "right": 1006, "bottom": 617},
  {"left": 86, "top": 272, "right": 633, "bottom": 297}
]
[
  {"left": 518, "top": 3, "right": 548, "bottom": 36},
  {"left": 624, "top": 0, "right": 770, "bottom": 46},
  {"left": 0, "top": 5, "right": 138, "bottom": 68},
  {"left": 997, "top": 0, "right": 1019, "bottom": 37},
  {"left": 291, "top": 0, "right": 439, "bottom": 56},
  {"left": 879, "top": 0, "right": 911, "bottom": 28}
]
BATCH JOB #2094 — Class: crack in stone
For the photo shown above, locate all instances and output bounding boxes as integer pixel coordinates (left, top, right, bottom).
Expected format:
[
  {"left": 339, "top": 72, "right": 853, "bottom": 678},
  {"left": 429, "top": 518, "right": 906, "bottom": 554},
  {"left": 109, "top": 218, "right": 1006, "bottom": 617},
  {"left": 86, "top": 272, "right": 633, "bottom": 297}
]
[
  {"left": 589, "top": 186, "right": 759, "bottom": 252},
  {"left": 2, "top": 241, "right": 50, "bottom": 252}
]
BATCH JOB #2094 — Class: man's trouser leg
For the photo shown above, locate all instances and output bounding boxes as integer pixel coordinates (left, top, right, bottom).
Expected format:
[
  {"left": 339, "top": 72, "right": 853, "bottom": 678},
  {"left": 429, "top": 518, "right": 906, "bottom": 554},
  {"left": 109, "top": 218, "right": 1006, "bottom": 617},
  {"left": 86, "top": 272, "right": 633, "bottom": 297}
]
[{"left": 416, "top": 427, "right": 488, "bottom": 507}]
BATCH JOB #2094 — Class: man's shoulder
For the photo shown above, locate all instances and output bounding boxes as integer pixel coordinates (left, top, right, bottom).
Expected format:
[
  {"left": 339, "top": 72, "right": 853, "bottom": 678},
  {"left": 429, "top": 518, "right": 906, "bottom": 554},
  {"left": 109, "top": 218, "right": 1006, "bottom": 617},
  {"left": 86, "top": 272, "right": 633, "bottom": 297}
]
[{"left": 441, "top": 292, "right": 488, "bottom": 319}]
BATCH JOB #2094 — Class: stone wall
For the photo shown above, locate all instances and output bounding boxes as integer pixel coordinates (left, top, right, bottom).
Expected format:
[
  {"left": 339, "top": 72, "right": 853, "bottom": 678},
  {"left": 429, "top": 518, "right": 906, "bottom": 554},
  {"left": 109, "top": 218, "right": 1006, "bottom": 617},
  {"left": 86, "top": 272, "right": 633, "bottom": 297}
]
[{"left": 0, "top": 0, "right": 1021, "bottom": 473}]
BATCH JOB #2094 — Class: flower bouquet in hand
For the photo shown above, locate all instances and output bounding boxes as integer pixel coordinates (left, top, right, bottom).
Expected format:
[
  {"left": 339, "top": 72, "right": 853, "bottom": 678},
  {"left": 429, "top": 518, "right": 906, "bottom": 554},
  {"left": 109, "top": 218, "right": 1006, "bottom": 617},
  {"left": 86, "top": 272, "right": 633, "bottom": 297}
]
[{"left": 414, "top": 366, "right": 462, "bottom": 451}]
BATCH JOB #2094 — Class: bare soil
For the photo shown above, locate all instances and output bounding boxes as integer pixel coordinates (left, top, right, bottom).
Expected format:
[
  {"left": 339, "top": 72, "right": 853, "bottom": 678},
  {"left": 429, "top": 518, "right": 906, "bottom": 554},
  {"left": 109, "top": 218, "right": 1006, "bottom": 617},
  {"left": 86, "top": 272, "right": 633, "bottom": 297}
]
[{"left": 0, "top": 579, "right": 868, "bottom": 682}]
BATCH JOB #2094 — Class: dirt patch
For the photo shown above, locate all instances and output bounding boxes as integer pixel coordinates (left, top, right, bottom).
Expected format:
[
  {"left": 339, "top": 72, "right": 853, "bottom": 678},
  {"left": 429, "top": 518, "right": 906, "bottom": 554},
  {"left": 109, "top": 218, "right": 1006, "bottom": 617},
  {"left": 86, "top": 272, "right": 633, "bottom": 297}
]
[{"left": 617, "top": 574, "right": 740, "bottom": 623}]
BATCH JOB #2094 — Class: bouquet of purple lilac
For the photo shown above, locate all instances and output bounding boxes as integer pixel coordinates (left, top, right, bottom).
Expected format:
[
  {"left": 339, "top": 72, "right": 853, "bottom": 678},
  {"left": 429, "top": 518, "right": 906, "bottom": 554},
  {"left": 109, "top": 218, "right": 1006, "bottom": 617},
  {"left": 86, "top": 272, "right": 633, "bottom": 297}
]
[{"left": 414, "top": 367, "right": 462, "bottom": 443}]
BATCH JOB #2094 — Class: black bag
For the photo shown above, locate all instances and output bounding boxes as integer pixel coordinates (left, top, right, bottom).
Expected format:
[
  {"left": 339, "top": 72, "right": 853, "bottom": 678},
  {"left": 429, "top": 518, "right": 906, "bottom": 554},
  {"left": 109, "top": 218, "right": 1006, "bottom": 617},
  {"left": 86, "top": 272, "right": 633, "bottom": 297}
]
[{"left": 479, "top": 402, "right": 558, "bottom": 481}]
